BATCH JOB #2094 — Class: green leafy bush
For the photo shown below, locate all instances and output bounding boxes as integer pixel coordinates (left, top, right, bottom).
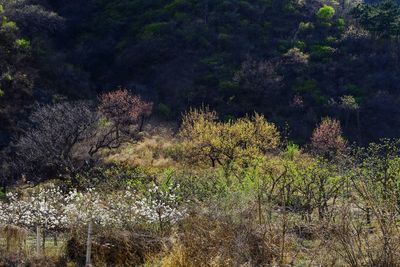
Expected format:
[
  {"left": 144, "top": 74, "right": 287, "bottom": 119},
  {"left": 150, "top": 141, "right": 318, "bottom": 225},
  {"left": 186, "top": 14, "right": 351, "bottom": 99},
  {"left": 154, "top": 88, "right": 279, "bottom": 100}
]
[
  {"left": 1, "top": 17, "right": 17, "bottom": 32},
  {"left": 299, "top": 21, "right": 314, "bottom": 31},
  {"left": 316, "top": 5, "right": 335, "bottom": 20},
  {"left": 15, "top": 38, "right": 30, "bottom": 50},
  {"left": 325, "top": 36, "right": 337, "bottom": 43},
  {"left": 311, "top": 45, "right": 335, "bottom": 58},
  {"left": 294, "top": 40, "right": 306, "bottom": 50},
  {"left": 336, "top": 18, "right": 346, "bottom": 28}
]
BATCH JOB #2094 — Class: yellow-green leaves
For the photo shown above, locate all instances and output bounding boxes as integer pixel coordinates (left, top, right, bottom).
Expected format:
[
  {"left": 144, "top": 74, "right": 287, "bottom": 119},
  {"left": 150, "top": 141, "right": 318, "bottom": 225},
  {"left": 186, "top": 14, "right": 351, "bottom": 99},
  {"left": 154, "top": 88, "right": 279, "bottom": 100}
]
[
  {"left": 1, "top": 17, "right": 17, "bottom": 32},
  {"left": 317, "top": 5, "right": 335, "bottom": 20},
  {"left": 15, "top": 38, "right": 31, "bottom": 50},
  {"left": 178, "top": 107, "right": 280, "bottom": 168}
]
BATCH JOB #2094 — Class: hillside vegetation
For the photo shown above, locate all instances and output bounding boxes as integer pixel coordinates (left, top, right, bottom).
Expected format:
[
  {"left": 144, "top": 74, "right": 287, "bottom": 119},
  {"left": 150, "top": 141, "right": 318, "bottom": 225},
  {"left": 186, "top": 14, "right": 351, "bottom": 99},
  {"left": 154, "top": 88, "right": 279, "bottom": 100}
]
[{"left": 2, "top": 0, "right": 400, "bottom": 266}]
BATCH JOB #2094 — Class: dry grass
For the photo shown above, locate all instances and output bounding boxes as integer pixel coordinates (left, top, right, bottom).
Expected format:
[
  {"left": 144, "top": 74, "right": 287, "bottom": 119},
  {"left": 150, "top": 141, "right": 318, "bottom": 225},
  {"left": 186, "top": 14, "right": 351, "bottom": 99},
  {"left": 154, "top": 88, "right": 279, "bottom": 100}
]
[
  {"left": 150, "top": 211, "right": 292, "bottom": 267},
  {"left": 66, "top": 227, "right": 162, "bottom": 267},
  {"left": 104, "top": 119, "right": 178, "bottom": 169}
]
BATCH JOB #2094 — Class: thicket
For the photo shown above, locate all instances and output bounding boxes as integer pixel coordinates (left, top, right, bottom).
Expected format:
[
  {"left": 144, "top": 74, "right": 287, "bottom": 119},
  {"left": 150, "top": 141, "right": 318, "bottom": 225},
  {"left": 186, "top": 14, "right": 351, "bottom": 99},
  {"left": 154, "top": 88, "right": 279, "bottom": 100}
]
[{"left": 1, "top": 106, "right": 400, "bottom": 266}]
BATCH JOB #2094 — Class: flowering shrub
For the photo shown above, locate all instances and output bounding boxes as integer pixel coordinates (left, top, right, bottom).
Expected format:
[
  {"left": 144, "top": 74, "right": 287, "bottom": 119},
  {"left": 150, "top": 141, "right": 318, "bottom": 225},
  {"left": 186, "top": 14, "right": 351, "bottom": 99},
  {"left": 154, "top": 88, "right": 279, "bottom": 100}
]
[
  {"left": 139, "top": 183, "right": 187, "bottom": 231},
  {"left": 0, "top": 192, "right": 31, "bottom": 227},
  {"left": 310, "top": 117, "right": 348, "bottom": 158},
  {"left": 0, "top": 184, "right": 187, "bottom": 231},
  {"left": 98, "top": 89, "right": 153, "bottom": 127}
]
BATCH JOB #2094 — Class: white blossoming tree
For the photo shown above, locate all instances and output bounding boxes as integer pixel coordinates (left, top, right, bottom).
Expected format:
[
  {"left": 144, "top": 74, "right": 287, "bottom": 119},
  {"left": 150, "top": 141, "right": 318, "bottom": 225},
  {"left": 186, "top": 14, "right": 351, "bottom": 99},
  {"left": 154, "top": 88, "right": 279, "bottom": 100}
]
[
  {"left": 139, "top": 183, "right": 187, "bottom": 233},
  {"left": 0, "top": 182, "right": 188, "bottom": 263}
]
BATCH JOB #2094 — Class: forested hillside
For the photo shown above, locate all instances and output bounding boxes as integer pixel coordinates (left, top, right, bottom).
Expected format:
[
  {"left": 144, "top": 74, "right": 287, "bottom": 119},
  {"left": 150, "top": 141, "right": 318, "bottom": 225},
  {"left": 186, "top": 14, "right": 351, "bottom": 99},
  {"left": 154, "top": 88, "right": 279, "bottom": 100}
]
[
  {"left": 2, "top": 0, "right": 400, "bottom": 146},
  {"left": 3, "top": 1, "right": 400, "bottom": 266}
]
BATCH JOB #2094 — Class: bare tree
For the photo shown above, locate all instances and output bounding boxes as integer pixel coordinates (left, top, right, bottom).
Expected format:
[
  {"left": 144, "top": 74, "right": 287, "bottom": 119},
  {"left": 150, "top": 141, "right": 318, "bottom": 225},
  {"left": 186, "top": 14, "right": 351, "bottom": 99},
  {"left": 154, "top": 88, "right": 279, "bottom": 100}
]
[{"left": 11, "top": 99, "right": 143, "bottom": 182}]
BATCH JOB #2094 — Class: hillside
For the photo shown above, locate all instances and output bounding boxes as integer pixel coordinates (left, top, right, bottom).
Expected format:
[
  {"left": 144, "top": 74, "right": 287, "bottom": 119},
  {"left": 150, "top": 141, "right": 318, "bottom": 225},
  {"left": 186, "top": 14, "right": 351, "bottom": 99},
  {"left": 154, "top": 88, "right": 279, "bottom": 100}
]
[
  {"left": 2, "top": 1, "right": 400, "bottom": 266},
  {"left": 2, "top": 0, "right": 400, "bottom": 146}
]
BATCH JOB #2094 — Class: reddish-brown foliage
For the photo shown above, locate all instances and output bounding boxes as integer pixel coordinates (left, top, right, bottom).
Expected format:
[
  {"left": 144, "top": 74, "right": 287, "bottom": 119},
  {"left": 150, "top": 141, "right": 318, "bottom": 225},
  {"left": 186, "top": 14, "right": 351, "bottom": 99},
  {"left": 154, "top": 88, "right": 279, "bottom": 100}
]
[
  {"left": 98, "top": 89, "right": 153, "bottom": 125},
  {"left": 310, "top": 117, "right": 348, "bottom": 158}
]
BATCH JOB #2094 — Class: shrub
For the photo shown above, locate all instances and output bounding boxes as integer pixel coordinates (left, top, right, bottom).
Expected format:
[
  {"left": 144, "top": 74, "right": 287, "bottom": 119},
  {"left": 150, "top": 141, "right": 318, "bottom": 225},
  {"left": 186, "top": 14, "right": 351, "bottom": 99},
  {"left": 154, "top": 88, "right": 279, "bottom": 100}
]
[
  {"left": 1, "top": 17, "right": 17, "bottom": 32},
  {"left": 98, "top": 89, "right": 153, "bottom": 128},
  {"left": 299, "top": 21, "right": 314, "bottom": 31},
  {"left": 316, "top": 5, "right": 335, "bottom": 20},
  {"left": 310, "top": 117, "right": 348, "bottom": 158},
  {"left": 311, "top": 45, "right": 335, "bottom": 58},
  {"left": 15, "top": 38, "right": 30, "bottom": 49},
  {"left": 158, "top": 213, "right": 284, "bottom": 266}
]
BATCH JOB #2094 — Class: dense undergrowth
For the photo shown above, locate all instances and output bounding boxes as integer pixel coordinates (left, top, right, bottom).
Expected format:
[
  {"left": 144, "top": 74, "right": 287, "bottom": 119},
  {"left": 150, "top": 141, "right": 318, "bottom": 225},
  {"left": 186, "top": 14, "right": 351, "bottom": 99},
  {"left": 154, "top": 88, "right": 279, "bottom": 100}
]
[{"left": 2, "top": 106, "right": 400, "bottom": 266}]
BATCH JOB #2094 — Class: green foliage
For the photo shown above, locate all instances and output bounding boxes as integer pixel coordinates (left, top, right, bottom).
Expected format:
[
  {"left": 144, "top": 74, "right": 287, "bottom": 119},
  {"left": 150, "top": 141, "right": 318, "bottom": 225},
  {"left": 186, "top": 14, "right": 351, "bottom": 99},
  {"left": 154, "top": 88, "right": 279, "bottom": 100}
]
[
  {"left": 325, "top": 36, "right": 337, "bottom": 43},
  {"left": 0, "top": 88, "right": 4, "bottom": 97},
  {"left": 1, "top": 17, "right": 17, "bottom": 32},
  {"left": 299, "top": 21, "right": 314, "bottom": 31},
  {"left": 340, "top": 95, "right": 359, "bottom": 110},
  {"left": 218, "top": 80, "right": 239, "bottom": 91},
  {"left": 285, "top": 143, "right": 300, "bottom": 160},
  {"left": 355, "top": 139, "right": 400, "bottom": 201},
  {"left": 178, "top": 108, "right": 280, "bottom": 172},
  {"left": 316, "top": 5, "right": 335, "bottom": 20},
  {"left": 352, "top": 0, "right": 400, "bottom": 37},
  {"left": 98, "top": 117, "right": 112, "bottom": 127},
  {"left": 310, "top": 45, "right": 335, "bottom": 58},
  {"left": 293, "top": 79, "right": 318, "bottom": 93},
  {"left": 294, "top": 40, "right": 306, "bottom": 50},
  {"left": 336, "top": 18, "right": 346, "bottom": 28},
  {"left": 142, "top": 22, "right": 170, "bottom": 38},
  {"left": 15, "top": 38, "right": 30, "bottom": 50},
  {"left": 345, "top": 84, "right": 362, "bottom": 96},
  {"left": 157, "top": 103, "right": 172, "bottom": 117}
]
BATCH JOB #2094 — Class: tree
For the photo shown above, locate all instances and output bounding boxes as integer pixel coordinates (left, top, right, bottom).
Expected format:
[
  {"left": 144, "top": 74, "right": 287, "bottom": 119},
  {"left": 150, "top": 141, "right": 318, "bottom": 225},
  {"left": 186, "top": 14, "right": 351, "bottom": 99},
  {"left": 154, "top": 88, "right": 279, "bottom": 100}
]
[
  {"left": 178, "top": 107, "right": 280, "bottom": 174},
  {"left": 355, "top": 139, "right": 400, "bottom": 201},
  {"left": 0, "top": 5, "right": 36, "bottom": 148},
  {"left": 98, "top": 89, "right": 153, "bottom": 133},
  {"left": 234, "top": 59, "right": 283, "bottom": 113},
  {"left": 0, "top": 0, "right": 65, "bottom": 35},
  {"left": 11, "top": 89, "right": 153, "bottom": 183},
  {"left": 339, "top": 95, "right": 361, "bottom": 140},
  {"left": 352, "top": 0, "right": 400, "bottom": 38},
  {"left": 12, "top": 102, "right": 97, "bottom": 181},
  {"left": 310, "top": 117, "right": 348, "bottom": 159},
  {"left": 317, "top": 5, "right": 336, "bottom": 20},
  {"left": 177, "top": 107, "right": 220, "bottom": 167}
]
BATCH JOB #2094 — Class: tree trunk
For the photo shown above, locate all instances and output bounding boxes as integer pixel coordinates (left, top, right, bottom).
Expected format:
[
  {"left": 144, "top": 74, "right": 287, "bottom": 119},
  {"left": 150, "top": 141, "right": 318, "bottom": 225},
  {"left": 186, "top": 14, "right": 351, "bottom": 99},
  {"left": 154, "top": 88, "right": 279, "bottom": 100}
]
[
  {"left": 36, "top": 225, "right": 41, "bottom": 256},
  {"left": 139, "top": 115, "right": 145, "bottom": 132},
  {"left": 366, "top": 208, "right": 371, "bottom": 225},
  {"left": 42, "top": 229, "right": 46, "bottom": 255},
  {"left": 85, "top": 221, "right": 93, "bottom": 267},
  {"left": 6, "top": 231, "right": 10, "bottom": 252},
  {"left": 258, "top": 192, "right": 263, "bottom": 225}
]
